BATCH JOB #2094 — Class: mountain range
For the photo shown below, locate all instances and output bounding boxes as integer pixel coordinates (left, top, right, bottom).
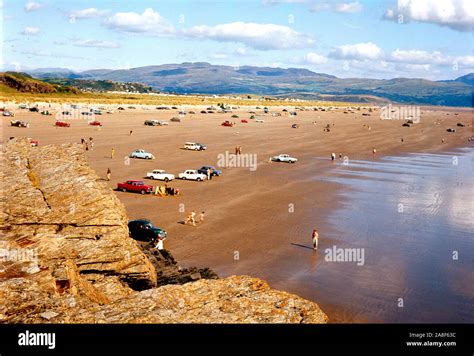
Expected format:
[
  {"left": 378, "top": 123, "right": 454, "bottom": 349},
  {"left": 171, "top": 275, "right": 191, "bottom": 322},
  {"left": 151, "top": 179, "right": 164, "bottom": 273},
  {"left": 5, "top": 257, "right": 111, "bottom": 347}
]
[{"left": 26, "top": 63, "right": 474, "bottom": 107}]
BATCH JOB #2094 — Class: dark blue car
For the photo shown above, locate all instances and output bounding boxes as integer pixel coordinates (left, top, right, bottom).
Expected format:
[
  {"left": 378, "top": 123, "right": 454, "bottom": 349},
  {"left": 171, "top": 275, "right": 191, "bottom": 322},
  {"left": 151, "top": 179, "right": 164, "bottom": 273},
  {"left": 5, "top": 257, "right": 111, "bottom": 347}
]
[{"left": 197, "top": 166, "right": 222, "bottom": 177}]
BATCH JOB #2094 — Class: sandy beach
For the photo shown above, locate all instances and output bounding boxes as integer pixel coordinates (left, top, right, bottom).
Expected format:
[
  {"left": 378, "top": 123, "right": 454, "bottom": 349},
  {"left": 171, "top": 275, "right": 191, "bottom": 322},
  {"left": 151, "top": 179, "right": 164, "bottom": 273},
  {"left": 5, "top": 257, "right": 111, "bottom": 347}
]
[{"left": 3, "top": 103, "right": 472, "bottom": 322}]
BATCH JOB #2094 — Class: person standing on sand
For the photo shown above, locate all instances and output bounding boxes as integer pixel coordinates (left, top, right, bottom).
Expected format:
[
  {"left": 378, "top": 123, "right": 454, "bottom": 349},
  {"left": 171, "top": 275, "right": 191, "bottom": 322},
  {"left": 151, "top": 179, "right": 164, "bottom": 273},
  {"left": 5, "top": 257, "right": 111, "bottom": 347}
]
[
  {"left": 312, "top": 229, "right": 319, "bottom": 250},
  {"left": 207, "top": 168, "right": 211, "bottom": 181},
  {"left": 106, "top": 168, "right": 111, "bottom": 181},
  {"left": 373, "top": 148, "right": 377, "bottom": 155},
  {"left": 331, "top": 153, "right": 336, "bottom": 161},
  {"left": 199, "top": 211, "right": 205, "bottom": 223},
  {"left": 129, "top": 130, "right": 133, "bottom": 136},
  {"left": 111, "top": 148, "right": 115, "bottom": 159},
  {"left": 154, "top": 236, "right": 165, "bottom": 250},
  {"left": 190, "top": 211, "right": 196, "bottom": 226}
]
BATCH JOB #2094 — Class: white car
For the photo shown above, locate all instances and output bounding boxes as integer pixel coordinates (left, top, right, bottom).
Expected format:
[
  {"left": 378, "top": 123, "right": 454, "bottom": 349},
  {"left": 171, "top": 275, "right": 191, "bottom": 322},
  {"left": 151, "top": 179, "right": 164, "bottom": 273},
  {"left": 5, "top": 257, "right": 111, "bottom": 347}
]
[
  {"left": 271, "top": 154, "right": 298, "bottom": 163},
  {"left": 178, "top": 170, "right": 207, "bottom": 181},
  {"left": 146, "top": 169, "right": 175, "bottom": 182},
  {"left": 130, "top": 149, "right": 155, "bottom": 160},
  {"left": 256, "top": 119, "right": 265, "bottom": 123},
  {"left": 184, "top": 142, "right": 207, "bottom": 151},
  {"left": 157, "top": 121, "right": 169, "bottom": 126}
]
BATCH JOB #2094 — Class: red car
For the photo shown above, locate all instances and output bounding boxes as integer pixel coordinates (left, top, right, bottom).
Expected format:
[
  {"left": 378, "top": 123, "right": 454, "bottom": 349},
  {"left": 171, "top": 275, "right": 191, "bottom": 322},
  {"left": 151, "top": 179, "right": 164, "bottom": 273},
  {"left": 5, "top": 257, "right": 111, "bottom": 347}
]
[
  {"left": 241, "top": 119, "right": 248, "bottom": 123},
  {"left": 55, "top": 121, "right": 70, "bottom": 127},
  {"left": 221, "top": 121, "right": 234, "bottom": 127},
  {"left": 117, "top": 180, "right": 153, "bottom": 194},
  {"left": 89, "top": 120, "right": 102, "bottom": 126}
]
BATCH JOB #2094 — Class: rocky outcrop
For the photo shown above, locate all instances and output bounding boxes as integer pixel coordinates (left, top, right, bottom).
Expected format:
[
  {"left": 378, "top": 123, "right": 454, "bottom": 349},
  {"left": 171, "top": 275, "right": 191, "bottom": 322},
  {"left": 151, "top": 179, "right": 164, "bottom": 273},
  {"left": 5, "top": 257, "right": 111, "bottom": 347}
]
[{"left": 0, "top": 139, "right": 328, "bottom": 323}]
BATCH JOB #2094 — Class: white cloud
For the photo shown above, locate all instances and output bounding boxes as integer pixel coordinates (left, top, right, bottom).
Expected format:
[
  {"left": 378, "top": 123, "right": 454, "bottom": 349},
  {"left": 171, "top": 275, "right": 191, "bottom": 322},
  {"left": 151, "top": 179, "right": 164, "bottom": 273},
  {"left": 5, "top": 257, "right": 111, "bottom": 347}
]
[
  {"left": 384, "top": 0, "right": 474, "bottom": 32},
  {"left": 303, "top": 52, "right": 328, "bottom": 64},
  {"left": 455, "top": 55, "right": 474, "bottom": 66},
  {"left": 21, "top": 27, "right": 40, "bottom": 35},
  {"left": 104, "top": 9, "right": 313, "bottom": 50},
  {"left": 105, "top": 8, "right": 174, "bottom": 35},
  {"left": 69, "top": 8, "right": 109, "bottom": 20},
  {"left": 311, "top": 1, "right": 363, "bottom": 13},
  {"left": 335, "top": 2, "right": 363, "bottom": 13},
  {"left": 74, "top": 39, "right": 120, "bottom": 49},
  {"left": 329, "top": 42, "right": 381, "bottom": 60},
  {"left": 24, "top": 1, "right": 42, "bottom": 12},
  {"left": 389, "top": 49, "right": 448, "bottom": 65},
  {"left": 182, "top": 22, "right": 315, "bottom": 50}
]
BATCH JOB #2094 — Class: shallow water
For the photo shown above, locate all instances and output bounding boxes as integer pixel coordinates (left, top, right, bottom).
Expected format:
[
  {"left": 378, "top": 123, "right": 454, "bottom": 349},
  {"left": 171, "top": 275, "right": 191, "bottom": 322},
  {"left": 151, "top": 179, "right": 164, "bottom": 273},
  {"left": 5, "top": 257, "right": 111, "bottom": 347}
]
[{"left": 283, "top": 148, "right": 474, "bottom": 323}]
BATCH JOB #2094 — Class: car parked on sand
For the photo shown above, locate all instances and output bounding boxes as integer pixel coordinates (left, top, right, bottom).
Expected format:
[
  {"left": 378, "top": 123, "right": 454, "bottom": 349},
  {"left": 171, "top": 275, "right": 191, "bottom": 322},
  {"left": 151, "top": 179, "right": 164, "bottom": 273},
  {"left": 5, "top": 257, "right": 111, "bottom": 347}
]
[
  {"left": 128, "top": 219, "right": 167, "bottom": 242},
  {"left": 146, "top": 169, "right": 175, "bottom": 182},
  {"left": 29, "top": 107, "right": 39, "bottom": 112},
  {"left": 10, "top": 120, "right": 29, "bottom": 128},
  {"left": 89, "top": 120, "right": 102, "bottom": 126},
  {"left": 256, "top": 119, "right": 265, "bottom": 123},
  {"left": 178, "top": 170, "right": 207, "bottom": 181},
  {"left": 170, "top": 117, "right": 182, "bottom": 122},
  {"left": 55, "top": 121, "right": 70, "bottom": 127},
  {"left": 144, "top": 120, "right": 160, "bottom": 126},
  {"left": 221, "top": 121, "right": 234, "bottom": 127},
  {"left": 157, "top": 121, "right": 169, "bottom": 126},
  {"left": 117, "top": 180, "right": 154, "bottom": 194},
  {"left": 3, "top": 110, "right": 15, "bottom": 117},
  {"left": 197, "top": 166, "right": 222, "bottom": 177},
  {"left": 129, "top": 149, "right": 155, "bottom": 159},
  {"left": 241, "top": 119, "right": 248, "bottom": 123},
  {"left": 184, "top": 142, "right": 207, "bottom": 151},
  {"left": 271, "top": 154, "right": 298, "bottom": 163}
]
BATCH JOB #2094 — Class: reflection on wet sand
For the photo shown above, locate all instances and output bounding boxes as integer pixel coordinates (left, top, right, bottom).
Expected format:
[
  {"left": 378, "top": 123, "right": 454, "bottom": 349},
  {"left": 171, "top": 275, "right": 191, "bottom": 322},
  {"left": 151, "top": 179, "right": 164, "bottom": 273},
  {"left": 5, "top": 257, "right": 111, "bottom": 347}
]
[{"left": 309, "top": 148, "right": 474, "bottom": 323}]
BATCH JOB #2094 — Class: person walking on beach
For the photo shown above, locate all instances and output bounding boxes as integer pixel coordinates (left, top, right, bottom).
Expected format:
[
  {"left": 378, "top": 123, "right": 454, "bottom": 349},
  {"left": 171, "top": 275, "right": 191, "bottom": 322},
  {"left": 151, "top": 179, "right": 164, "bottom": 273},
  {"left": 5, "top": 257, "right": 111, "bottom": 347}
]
[
  {"left": 331, "top": 153, "right": 336, "bottom": 161},
  {"left": 372, "top": 148, "right": 377, "bottom": 155},
  {"left": 111, "top": 147, "right": 115, "bottom": 159},
  {"left": 106, "top": 168, "right": 111, "bottom": 181},
  {"left": 312, "top": 229, "right": 319, "bottom": 251},
  {"left": 190, "top": 211, "right": 196, "bottom": 226},
  {"left": 207, "top": 168, "right": 211, "bottom": 181},
  {"left": 199, "top": 211, "right": 205, "bottom": 224},
  {"left": 129, "top": 130, "right": 133, "bottom": 136}
]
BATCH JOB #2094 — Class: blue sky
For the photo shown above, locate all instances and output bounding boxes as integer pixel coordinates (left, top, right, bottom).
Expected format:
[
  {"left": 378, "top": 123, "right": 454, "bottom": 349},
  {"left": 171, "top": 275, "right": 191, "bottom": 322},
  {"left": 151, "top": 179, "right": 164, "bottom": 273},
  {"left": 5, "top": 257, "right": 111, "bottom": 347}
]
[{"left": 1, "top": 0, "right": 473, "bottom": 79}]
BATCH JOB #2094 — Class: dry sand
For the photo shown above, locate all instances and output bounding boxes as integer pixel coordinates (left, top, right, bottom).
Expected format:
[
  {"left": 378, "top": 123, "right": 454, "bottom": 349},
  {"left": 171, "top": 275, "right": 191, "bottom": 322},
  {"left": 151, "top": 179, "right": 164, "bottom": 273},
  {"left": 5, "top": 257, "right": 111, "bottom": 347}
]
[{"left": 3, "top": 103, "right": 472, "bottom": 321}]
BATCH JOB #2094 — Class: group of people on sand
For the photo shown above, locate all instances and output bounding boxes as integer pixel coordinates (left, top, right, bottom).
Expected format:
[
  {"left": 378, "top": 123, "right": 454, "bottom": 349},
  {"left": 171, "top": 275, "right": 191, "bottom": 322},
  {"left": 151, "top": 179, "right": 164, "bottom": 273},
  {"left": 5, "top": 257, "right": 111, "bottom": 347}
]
[
  {"left": 185, "top": 211, "right": 205, "bottom": 226},
  {"left": 155, "top": 184, "right": 180, "bottom": 196},
  {"left": 331, "top": 149, "right": 376, "bottom": 161},
  {"left": 81, "top": 137, "right": 94, "bottom": 151}
]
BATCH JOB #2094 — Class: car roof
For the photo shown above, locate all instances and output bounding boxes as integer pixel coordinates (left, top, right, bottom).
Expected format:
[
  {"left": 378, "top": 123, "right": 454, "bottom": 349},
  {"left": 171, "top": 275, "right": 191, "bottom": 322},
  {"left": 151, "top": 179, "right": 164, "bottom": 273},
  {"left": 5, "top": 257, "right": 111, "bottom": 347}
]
[{"left": 129, "top": 219, "right": 152, "bottom": 224}]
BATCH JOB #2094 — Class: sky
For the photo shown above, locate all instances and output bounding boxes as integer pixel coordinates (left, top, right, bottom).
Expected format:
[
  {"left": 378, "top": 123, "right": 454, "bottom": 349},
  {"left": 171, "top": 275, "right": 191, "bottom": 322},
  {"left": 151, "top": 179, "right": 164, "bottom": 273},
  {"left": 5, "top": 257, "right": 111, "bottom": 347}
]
[{"left": 1, "top": 0, "right": 473, "bottom": 80}]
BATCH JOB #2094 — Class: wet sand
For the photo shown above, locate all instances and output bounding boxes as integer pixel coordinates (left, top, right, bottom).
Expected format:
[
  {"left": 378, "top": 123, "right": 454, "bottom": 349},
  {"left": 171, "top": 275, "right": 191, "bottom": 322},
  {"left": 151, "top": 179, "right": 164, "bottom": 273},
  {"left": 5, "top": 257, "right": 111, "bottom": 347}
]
[{"left": 3, "top": 104, "right": 473, "bottom": 322}]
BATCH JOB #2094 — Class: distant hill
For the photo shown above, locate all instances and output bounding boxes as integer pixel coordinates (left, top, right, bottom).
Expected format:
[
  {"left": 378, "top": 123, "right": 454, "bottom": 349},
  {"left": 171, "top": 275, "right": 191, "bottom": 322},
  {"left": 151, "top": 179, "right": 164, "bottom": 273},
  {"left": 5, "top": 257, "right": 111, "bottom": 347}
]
[
  {"left": 0, "top": 72, "right": 79, "bottom": 94},
  {"left": 26, "top": 63, "right": 474, "bottom": 106},
  {"left": 453, "top": 73, "right": 474, "bottom": 86},
  {"left": 42, "top": 78, "right": 156, "bottom": 93}
]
